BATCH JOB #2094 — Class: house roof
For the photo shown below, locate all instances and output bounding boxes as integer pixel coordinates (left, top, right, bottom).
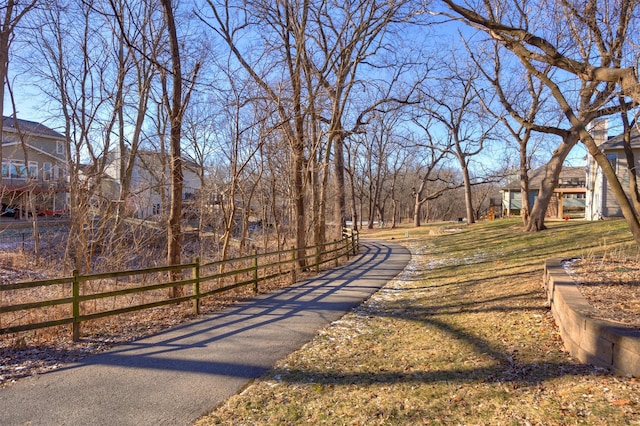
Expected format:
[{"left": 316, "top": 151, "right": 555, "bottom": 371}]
[
  {"left": 107, "top": 148, "right": 201, "bottom": 171},
  {"left": 502, "top": 166, "right": 585, "bottom": 191},
  {"left": 598, "top": 127, "right": 640, "bottom": 150},
  {"left": 2, "top": 116, "right": 65, "bottom": 140}
]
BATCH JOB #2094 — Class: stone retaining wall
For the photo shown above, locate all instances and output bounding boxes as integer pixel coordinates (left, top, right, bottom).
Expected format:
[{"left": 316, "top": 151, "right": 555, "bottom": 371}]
[{"left": 544, "top": 259, "right": 640, "bottom": 377}]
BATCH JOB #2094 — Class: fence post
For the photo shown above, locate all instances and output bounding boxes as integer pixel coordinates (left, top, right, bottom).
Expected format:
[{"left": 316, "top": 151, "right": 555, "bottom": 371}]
[
  {"left": 334, "top": 239, "right": 339, "bottom": 267},
  {"left": 351, "top": 230, "right": 357, "bottom": 255},
  {"left": 252, "top": 250, "right": 259, "bottom": 294},
  {"left": 315, "top": 245, "right": 320, "bottom": 273},
  {"left": 72, "top": 269, "right": 80, "bottom": 342},
  {"left": 290, "top": 246, "right": 296, "bottom": 285},
  {"left": 345, "top": 232, "right": 350, "bottom": 260},
  {"left": 193, "top": 257, "right": 200, "bottom": 315}
]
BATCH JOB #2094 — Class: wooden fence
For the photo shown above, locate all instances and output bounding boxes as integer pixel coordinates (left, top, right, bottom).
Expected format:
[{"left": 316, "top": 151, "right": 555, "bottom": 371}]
[{"left": 0, "top": 229, "right": 359, "bottom": 341}]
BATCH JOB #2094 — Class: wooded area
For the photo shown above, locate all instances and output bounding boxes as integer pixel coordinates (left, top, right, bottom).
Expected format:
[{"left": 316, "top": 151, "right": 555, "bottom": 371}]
[{"left": 3, "top": 0, "right": 640, "bottom": 273}]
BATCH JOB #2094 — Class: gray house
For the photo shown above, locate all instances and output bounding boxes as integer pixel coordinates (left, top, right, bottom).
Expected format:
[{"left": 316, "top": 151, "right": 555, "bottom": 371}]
[{"left": 585, "top": 120, "right": 640, "bottom": 220}]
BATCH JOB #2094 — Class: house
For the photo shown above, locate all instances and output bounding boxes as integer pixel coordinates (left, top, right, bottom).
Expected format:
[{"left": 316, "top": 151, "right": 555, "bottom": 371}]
[
  {"left": 103, "top": 149, "right": 202, "bottom": 219},
  {"left": 585, "top": 120, "right": 640, "bottom": 220},
  {"left": 501, "top": 166, "right": 587, "bottom": 219},
  {"left": 1, "top": 116, "right": 68, "bottom": 218}
]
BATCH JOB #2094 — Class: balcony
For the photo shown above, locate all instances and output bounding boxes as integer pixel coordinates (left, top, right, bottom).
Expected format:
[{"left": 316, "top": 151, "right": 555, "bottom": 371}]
[{"left": 1, "top": 176, "right": 68, "bottom": 193}]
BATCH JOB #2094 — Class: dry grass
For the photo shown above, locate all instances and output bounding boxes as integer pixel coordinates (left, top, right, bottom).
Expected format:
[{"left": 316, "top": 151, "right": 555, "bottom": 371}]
[{"left": 195, "top": 218, "right": 640, "bottom": 425}]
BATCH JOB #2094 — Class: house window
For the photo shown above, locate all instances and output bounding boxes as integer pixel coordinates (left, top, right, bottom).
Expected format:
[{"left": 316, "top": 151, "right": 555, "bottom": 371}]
[
  {"left": 56, "top": 141, "right": 65, "bottom": 155},
  {"left": 11, "top": 161, "right": 26, "bottom": 179},
  {"left": 606, "top": 153, "right": 618, "bottom": 173},
  {"left": 43, "top": 163, "right": 52, "bottom": 181},
  {"left": 28, "top": 161, "right": 38, "bottom": 179},
  {"left": 1, "top": 162, "right": 8, "bottom": 178}
]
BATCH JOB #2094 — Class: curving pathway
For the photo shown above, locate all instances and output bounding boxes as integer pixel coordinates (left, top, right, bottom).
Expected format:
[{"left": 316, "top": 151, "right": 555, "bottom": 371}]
[{"left": 0, "top": 239, "right": 410, "bottom": 426}]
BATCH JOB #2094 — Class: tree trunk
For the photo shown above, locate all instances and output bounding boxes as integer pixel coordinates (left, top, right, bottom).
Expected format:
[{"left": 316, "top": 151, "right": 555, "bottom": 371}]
[
  {"left": 334, "top": 133, "right": 347, "bottom": 230},
  {"left": 390, "top": 199, "right": 398, "bottom": 228},
  {"left": 311, "top": 160, "right": 321, "bottom": 246},
  {"left": 315, "top": 139, "right": 328, "bottom": 247},
  {"left": 581, "top": 128, "right": 640, "bottom": 245},
  {"left": 413, "top": 193, "right": 421, "bottom": 227},
  {"left": 160, "top": 0, "right": 183, "bottom": 297},
  {"left": 293, "top": 142, "right": 307, "bottom": 267},
  {"left": 0, "top": 26, "right": 6, "bottom": 186},
  {"left": 525, "top": 133, "right": 578, "bottom": 232},
  {"left": 461, "top": 162, "right": 475, "bottom": 224},
  {"left": 347, "top": 169, "right": 358, "bottom": 231},
  {"left": 622, "top": 135, "right": 640, "bottom": 216},
  {"left": 376, "top": 203, "right": 385, "bottom": 227},
  {"left": 519, "top": 147, "right": 531, "bottom": 226},
  {"left": 367, "top": 181, "right": 375, "bottom": 229},
  {"left": 220, "top": 176, "right": 237, "bottom": 263}
]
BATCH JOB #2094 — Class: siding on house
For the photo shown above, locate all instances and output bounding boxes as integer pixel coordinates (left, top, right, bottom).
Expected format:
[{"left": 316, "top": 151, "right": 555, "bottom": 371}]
[
  {"left": 1, "top": 116, "right": 69, "bottom": 215},
  {"left": 585, "top": 120, "right": 640, "bottom": 220},
  {"left": 103, "top": 149, "right": 202, "bottom": 219}
]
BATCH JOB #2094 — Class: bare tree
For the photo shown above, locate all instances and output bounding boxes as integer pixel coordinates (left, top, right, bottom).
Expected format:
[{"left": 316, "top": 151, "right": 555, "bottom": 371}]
[
  {"left": 363, "top": 114, "right": 393, "bottom": 229},
  {"left": 344, "top": 135, "right": 363, "bottom": 230},
  {"left": 387, "top": 136, "right": 412, "bottom": 228},
  {"left": 308, "top": 0, "right": 413, "bottom": 237},
  {"left": 2, "top": 94, "right": 42, "bottom": 260},
  {"left": 202, "top": 0, "right": 422, "bottom": 259},
  {"left": 419, "top": 60, "right": 497, "bottom": 224},
  {"left": 106, "top": 0, "right": 163, "bottom": 247},
  {"left": 160, "top": 0, "right": 183, "bottom": 288},
  {"left": 29, "top": 1, "right": 121, "bottom": 273},
  {"left": 405, "top": 123, "right": 459, "bottom": 227},
  {"left": 441, "top": 0, "right": 640, "bottom": 243},
  {"left": 471, "top": 41, "right": 550, "bottom": 226},
  {"left": 0, "top": 0, "right": 37, "bottom": 186},
  {"left": 159, "top": 0, "right": 201, "bottom": 295},
  {"left": 201, "top": 0, "right": 313, "bottom": 266},
  {"left": 182, "top": 100, "right": 222, "bottom": 259},
  {"left": 216, "top": 71, "right": 265, "bottom": 261}
]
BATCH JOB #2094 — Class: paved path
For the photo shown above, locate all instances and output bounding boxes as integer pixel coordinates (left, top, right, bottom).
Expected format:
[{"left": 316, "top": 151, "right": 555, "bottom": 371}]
[{"left": 0, "top": 240, "right": 410, "bottom": 426}]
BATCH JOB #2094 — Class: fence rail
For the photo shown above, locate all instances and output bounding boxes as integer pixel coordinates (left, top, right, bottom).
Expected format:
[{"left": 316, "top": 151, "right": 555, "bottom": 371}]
[{"left": 0, "top": 229, "right": 359, "bottom": 341}]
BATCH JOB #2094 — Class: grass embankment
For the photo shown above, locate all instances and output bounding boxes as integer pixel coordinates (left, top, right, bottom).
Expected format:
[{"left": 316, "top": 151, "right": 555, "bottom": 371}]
[{"left": 195, "top": 219, "right": 640, "bottom": 425}]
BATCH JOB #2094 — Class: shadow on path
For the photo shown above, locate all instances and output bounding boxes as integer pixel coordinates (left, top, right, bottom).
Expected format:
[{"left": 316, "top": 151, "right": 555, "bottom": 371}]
[{"left": 0, "top": 239, "right": 410, "bottom": 426}]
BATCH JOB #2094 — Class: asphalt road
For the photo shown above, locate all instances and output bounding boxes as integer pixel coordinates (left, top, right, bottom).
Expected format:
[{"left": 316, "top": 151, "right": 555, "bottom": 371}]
[{"left": 0, "top": 239, "right": 410, "bottom": 426}]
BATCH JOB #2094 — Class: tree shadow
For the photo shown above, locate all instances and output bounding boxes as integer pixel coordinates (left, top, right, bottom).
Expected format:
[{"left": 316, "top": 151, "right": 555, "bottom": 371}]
[
  {"left": 267, "top": 303, "right": 601, "bottom": 391},
  {"left": 15, "top": 241, "right": 410, "bottom": 379}
]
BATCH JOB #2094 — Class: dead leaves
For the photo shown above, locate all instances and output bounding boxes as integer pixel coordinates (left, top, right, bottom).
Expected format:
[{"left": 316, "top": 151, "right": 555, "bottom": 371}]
[{"left": 611, "top": 399, "right": 632, "bottom": 406}]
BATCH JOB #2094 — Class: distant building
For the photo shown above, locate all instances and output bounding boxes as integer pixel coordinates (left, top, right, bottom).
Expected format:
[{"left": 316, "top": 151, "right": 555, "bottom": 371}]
[
  {"left": 586, "top": 120, "right": 640, "bottom": 220},
  {"left": 103, "top": 149, "right": 202, "bottom": 219},
  {"left": 1, "top": 116, "right": 69, "bottom": 218},
  {"left": 501, "top": 166, "right": 586, "bottom": 219}
]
